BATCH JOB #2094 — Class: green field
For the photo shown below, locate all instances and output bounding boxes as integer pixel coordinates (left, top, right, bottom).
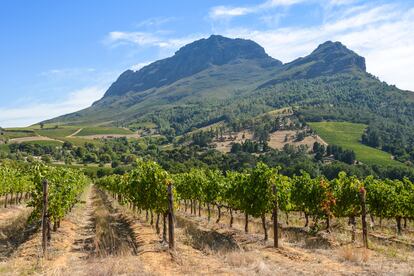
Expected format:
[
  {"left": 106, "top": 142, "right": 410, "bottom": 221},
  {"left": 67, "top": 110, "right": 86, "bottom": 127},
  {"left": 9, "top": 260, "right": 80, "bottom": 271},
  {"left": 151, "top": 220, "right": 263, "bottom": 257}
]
[
  {"left": 1, "top": 130, "right": 36, "bottom": 139},
  {"left": 22, "top": 140, "right": 63, "bottom": 147},
  {"left": 76, "top": 127, "right": 133, "bottom": 136},
  {"left": 309, "top": 121, "right": 403, "bottom": 167},
  {"left": 35, "top": 127, "right": 79, "bottom": 138}
]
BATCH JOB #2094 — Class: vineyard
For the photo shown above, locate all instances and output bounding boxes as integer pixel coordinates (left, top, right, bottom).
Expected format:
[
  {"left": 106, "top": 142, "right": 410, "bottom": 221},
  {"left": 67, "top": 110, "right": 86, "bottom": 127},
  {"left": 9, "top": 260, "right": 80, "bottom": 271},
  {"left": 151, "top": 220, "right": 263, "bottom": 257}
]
[
  {"left": 97, "top": 161, "right": 414, "bottom": 246},
  {"left": 0, "top": 159, "right": 413, "bottom": 275},
  {"left": 0, "top": 161, "right": 88, "bottom": 257}
]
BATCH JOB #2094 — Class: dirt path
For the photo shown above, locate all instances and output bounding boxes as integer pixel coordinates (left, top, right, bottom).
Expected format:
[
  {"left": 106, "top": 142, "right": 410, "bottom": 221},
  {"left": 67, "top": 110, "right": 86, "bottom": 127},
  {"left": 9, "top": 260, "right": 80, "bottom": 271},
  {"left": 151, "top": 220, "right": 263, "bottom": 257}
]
[
  {"left": 106, "top": 192, "right": 236, "bottom": 275},
  {"left": 49, "top": 186, "right": 235, "bottom": 275},
  {"left": 44, "top": 185, "right": 144, "bottom": 275},
  {"left": 66, "top": 128, "right": 83, "bottom": 138},
  {"left": 44, "top": 184, "right": 95, "bottom": 275}
]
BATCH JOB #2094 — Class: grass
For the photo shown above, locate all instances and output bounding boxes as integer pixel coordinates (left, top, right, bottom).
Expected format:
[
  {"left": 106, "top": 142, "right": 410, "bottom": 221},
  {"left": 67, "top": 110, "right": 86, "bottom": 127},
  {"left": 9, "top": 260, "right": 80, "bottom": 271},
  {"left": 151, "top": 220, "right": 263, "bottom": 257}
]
[
  {"left": 0, "top": 130, "right": 35, "bottom": 139},
  {"left": 338, "top": 246, "right": 371, "bottom": 263},
  {"left": 254, "top": 107, "right": 293, "bottom": 120},
  {"left": 76, "top": 127, "right": 133, "bottom": 136},
  {"left": 5, "top": 123, "right": 61, "bottom": 131},
  {"left": 62, "top": 137, "right": 104, "bottom": 147},
  {"left": 35, "top": 127, "right": 79, "bottom": 138},
  {"left": 22, "top": 140, "right": 63, "bottom": 147},
  {"left": 309, "top": 121, "right": 403, "bottom": 167}
]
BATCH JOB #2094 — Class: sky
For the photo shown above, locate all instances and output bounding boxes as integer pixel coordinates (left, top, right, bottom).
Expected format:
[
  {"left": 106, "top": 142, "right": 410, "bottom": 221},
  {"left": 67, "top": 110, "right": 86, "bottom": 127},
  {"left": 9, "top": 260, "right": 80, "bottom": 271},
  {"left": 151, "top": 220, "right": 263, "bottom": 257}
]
[{"left": 1, "top": 0, "right": 414, "bottom": 127}]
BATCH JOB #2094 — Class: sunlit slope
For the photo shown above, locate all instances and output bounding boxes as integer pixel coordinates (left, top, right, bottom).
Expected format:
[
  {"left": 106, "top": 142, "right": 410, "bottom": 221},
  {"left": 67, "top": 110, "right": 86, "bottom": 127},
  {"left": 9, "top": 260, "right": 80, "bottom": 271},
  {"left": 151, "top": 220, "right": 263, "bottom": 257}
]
[{"left": 309, "top": 122, "right": 402, "bottom": 167}]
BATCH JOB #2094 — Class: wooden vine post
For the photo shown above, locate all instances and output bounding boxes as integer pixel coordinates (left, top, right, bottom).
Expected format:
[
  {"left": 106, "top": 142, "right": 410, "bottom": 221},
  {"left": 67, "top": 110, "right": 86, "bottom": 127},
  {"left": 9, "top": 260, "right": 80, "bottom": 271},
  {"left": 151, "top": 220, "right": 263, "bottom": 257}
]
[
  {"left": 359, "top": 187, "right": 368, "bottom": 249},
  {"left": 272, "top": 184, "right": 279, "bottom": 248},
  {"left": 42, "top": 179, "right": 49, "bottom": 258},
  {"left": 167, "top": 181, "right": 175, "bottom": 249}
]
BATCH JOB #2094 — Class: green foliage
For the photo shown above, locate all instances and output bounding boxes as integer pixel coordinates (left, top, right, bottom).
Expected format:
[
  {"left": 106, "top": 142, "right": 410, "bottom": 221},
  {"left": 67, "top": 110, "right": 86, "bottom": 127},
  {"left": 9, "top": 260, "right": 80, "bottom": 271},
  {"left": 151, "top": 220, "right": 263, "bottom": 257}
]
[
  {"left": 28, "top": 164, "right": 88, "bottom": 225},
  {"left": 0, "top": 161, "right": 33, "bottom": 196},
  {"left": 309, "top": 122, "right": 400, "bottom": 167},
  {"left": 331, "top": 172, "right": 362, "bottom": 217},
  {"left": 291, "top": 173, "right": 335, "bottom": 220},
  {"left": 365, "top": 176, "right": 414, "bottom": 219},
  {"left": 97, "top": 159, "right": 172, "bottom": 214},
  {"left": 241, "top": 162, "right": 275, "bottom": 217}
]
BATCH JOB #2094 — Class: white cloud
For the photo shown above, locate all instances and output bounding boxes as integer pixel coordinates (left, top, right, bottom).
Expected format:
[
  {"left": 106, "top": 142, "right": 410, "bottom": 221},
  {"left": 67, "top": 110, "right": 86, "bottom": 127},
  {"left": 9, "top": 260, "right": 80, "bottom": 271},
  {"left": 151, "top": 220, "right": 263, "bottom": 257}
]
[
  {"left": 209, "top": 0, "right": 303, "bottom": 20},
  {"left": 107, "top": 31, "right": 161, "bottom": 47},
  {"left": 222, "top": 3, "right": 414, "bottom": 91},
  {"left": 106, "top": 31, "right": 204, "bottom": 50},
  {"left": 209, "top": 6, "right": 254, "bottom": 19},
  {"left": 40, "top": 68, "right": 96, "bottom": 77},
  {"left": 135, "top": 17, "right": 175, "bottom": 28},
  {"left": 0, "top": 86, "right": 106, "bottom": 127},
  {"left": 328, "top": 0, "right": 358, "bottom": 6}
]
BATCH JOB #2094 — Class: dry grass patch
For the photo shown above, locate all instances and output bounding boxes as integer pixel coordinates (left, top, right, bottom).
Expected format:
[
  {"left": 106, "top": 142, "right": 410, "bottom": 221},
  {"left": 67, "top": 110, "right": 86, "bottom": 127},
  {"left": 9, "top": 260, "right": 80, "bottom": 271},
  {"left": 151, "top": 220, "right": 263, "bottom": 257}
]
[
  {"left": 221, "top": 250, "right": 281, "bottom": 276},
  {"left": 91, "top": 189, "right": 138, "bottom": 257},
  {"left": 338, "top": 245, "right": 371, "bottom": 263}
]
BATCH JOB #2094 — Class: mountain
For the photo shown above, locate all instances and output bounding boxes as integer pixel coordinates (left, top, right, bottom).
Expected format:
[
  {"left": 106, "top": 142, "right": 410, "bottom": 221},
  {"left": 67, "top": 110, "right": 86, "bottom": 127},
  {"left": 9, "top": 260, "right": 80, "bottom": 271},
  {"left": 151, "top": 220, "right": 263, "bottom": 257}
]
[
  {"left": 102, "top": 35, "right": 281, "bottom": 99},
  {"left": 45, "top": 34, "right": 414, "bottom": 163},
  {"left": 259, "top": 41, "right": 366, "bottom": 88},
  {"left": 50, "top": 35, "right": 285, "bottom": 125},
  {"left": 49, "top": 35, "right": 373, "bottom": 126}
]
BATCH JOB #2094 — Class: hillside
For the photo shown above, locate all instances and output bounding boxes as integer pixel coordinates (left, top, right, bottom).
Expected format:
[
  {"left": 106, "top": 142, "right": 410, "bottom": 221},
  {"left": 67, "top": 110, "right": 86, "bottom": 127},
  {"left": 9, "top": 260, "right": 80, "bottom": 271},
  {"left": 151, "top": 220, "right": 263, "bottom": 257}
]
[
  {"left": 45, "top": 35, "right": 414, "bottom": 165},
  {"left": 308, "top": 122, "right": 400, "bottom": 167},
  {"left": 46, "top": 36, "right": 372, "bottom": 128}
]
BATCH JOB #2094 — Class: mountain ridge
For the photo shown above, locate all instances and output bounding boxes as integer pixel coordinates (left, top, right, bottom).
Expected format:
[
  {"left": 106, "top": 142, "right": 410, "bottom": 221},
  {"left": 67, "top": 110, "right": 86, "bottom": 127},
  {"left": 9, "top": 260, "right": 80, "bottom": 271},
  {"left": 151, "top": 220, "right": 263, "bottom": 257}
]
[
  {"left": 100, "top": 34, "right": 281, "bottom": 100},
  {"left": 46, "top": 35, "right": 413, "bottom": 136}
]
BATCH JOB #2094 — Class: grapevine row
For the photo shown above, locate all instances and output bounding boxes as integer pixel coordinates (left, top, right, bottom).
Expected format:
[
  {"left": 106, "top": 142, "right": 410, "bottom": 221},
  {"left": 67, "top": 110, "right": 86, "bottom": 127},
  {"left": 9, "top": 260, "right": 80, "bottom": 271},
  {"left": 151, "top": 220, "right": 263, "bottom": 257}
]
[
  {"left": 97, "top": 159, "right": 174, "bottom": 243},
  {"left": 28, "top": 163, "right": 88, "bottom": 230},
  {"left": 97, "top": 160, "right": 414, "bottom": 247},
  {"left": 1, "top": 160, "right": 88, "bottom": 255},
  {"left": 0, "top": 161, "right": 33, "bottom": 207}
]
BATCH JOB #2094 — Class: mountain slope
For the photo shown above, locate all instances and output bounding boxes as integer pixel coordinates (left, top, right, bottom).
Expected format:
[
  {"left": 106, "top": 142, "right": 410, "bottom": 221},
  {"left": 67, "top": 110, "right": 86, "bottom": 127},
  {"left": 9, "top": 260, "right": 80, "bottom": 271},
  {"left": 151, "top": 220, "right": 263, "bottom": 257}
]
[
  {"left": 46, "top": 35, "right": 414, "bottom": 138},
  {"left": 102, "top": 35, "right": 281, "bottom": 99},
  {"left": 50, "top": 35, "right": 284, "bottom": 125},
  {"left": 259, "top": 41, "right": 366, "bottom": 88}
]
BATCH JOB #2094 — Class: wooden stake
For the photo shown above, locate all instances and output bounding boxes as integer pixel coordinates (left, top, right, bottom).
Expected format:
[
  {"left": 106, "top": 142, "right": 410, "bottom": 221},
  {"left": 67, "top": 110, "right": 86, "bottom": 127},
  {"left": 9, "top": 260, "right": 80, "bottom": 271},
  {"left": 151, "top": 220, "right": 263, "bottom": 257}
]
[
  {"left": 162, "top": 213, "right": 167, "bottom": 242},
  {"left": 359, "top": 187, "right": 368, "bottom": 249},
  {"left": 273, "top": 184, "right": 279, "bottom": 248},
  {"left": 42, "top": 179, "right": 49, "bottom": 258},
  {"left": 167, "top": 182, "right": 175, "bottom": 249},
  {"left": 245, "top": 213, "right": 249, "bottom": 233},
  {"left": 261, "top": 213, "right": 268, "bottom": 241},
  {"left": 156, "top": 213, "right": 160, "bottom": 234}
]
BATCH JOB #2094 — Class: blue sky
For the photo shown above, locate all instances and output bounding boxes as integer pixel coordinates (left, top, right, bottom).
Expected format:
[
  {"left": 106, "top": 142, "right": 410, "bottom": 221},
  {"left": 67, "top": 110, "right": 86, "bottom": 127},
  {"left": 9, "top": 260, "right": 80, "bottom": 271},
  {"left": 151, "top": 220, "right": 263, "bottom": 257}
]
[{"left": 1, "top": 0, "right": 414, "bottom": 127}]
